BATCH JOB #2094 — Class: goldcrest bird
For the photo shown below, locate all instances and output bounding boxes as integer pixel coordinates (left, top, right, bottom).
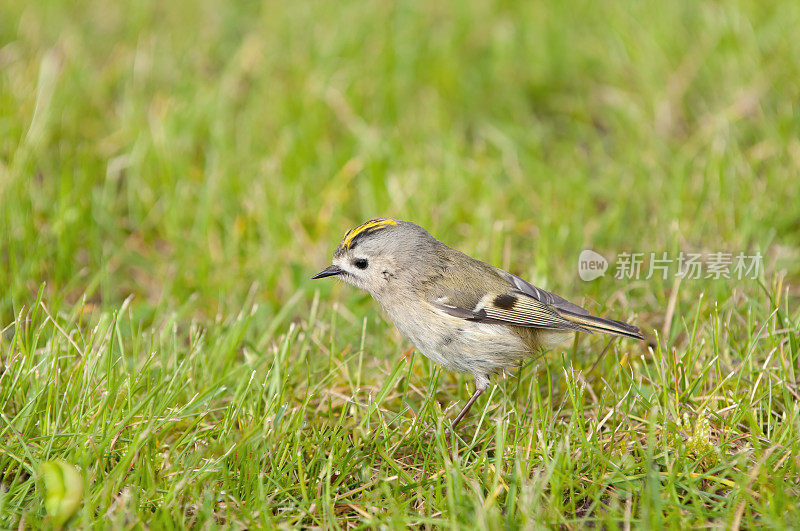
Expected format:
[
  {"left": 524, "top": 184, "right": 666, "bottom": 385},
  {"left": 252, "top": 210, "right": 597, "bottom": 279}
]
[{"left": 313, "top": 218, "right": 644, "bottom": 431}]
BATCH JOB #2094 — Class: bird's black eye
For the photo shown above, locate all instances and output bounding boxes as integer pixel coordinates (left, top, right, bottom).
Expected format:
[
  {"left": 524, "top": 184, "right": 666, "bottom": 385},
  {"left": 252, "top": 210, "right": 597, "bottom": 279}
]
[{"left": 354, "top": 258, "right": 368, "bottom": 269}]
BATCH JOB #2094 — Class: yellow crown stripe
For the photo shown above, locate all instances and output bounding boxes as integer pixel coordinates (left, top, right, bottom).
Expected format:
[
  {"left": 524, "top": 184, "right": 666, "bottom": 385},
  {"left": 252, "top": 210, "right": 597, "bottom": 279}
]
[{"left": 341, "top": 218, "right": 397, "bottom": 248}]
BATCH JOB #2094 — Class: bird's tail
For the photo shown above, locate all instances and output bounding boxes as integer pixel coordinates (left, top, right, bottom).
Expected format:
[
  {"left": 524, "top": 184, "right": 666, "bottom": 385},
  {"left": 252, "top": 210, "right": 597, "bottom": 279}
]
[{"left": 558, "top": 310, "right": 645, "bottom": 340}]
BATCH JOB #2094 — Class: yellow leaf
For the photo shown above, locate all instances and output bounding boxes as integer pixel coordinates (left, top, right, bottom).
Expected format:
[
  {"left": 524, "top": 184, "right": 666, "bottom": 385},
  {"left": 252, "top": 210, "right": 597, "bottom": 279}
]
[{"left": 40, "top": 460, "right": 83, "bottom": 527}]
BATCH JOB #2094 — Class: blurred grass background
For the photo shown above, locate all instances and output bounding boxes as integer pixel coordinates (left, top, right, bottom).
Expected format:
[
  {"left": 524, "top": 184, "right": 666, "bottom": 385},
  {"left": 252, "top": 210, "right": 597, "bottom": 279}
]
[
  {"left": 1, "top": 0, "right": 799, "bottom": 527},
  {"left": 3, "top": 0, "right": 798, "bottom": 320}
]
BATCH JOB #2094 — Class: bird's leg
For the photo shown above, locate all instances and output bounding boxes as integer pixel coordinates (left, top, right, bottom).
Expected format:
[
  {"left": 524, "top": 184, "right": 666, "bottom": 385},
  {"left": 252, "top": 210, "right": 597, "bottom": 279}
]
[{"left": 449, "top": 376, "right": 490, "bottom": 431}]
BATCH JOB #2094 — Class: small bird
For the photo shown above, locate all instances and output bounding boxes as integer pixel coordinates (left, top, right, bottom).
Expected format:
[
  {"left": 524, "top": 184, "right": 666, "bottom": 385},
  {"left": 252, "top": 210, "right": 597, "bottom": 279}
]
[{"left": 313, "top": 219, "right": 644, "bottom": 431}]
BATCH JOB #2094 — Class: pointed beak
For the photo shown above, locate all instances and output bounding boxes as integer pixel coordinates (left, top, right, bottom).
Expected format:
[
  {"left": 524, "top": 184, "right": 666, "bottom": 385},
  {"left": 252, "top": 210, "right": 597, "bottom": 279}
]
[{"left": 312, "top": 265, "right": 344, "bottom": 279}]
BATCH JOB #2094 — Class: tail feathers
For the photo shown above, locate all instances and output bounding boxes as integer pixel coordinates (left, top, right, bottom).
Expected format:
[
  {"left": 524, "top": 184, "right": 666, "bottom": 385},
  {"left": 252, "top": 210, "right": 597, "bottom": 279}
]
[{"left": 558, "top": 310, "right": 644, "bottom": 340}]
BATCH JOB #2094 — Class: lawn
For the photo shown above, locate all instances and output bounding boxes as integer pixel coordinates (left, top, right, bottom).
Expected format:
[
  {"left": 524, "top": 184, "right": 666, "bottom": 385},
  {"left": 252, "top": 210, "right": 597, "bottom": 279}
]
[{"left": 1, "top": 0, "right": 799, "bottom": 528}]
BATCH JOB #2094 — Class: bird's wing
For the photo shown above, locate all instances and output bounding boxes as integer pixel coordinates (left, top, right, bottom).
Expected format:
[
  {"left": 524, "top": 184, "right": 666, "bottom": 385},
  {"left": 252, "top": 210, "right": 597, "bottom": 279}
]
[
  {"left": 424, "top": 256, "right": 644, "bottom": 338},
  {"left": 497, "top": 270, "right": 591, "bottom": 316},
  {"left": 427, "top": 266, "right": 590, "bottom": 332},
  {"left": 431, "top": 289, "right": 588, "bottom": 331}
]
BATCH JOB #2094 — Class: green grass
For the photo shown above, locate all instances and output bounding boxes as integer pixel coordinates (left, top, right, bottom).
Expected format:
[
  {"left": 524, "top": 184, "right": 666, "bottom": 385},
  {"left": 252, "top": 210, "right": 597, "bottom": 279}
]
[{"left": 2, "top": 0, "right": 800, "bottom": 527}]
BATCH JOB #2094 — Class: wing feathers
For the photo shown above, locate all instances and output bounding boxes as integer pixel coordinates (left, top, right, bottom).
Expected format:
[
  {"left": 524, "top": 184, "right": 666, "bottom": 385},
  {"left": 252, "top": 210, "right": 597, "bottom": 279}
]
[
  {"left": 498, "top": 270, "right": 591, "bottom": 316},
  {"left": 428, "top": 261, "right": 642, "bottom": 339},
  {"left": 432, "top": 291, "right": 589, "bottom": 332},
  {"left": 557, "top": 310, "right": 644, "bottom": 340}
]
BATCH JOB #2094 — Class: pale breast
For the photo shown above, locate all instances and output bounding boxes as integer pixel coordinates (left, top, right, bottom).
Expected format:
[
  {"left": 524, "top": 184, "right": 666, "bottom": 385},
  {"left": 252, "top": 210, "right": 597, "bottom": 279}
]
[{"left": 381, "top": 299, "right": 546, "bottom": 379}]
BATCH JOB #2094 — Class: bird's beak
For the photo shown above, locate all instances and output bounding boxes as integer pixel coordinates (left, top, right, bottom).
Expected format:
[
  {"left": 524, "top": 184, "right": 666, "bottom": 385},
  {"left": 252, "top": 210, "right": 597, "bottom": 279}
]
[{"left": 312, "top": 265, "right": 344, "bottom": 279}]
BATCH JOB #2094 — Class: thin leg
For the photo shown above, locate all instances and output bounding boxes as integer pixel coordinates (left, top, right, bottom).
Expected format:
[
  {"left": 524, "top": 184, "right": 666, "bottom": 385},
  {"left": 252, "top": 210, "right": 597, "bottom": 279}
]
[{"left": 449, "top": 376, "right": 490, "bottom": 430}]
